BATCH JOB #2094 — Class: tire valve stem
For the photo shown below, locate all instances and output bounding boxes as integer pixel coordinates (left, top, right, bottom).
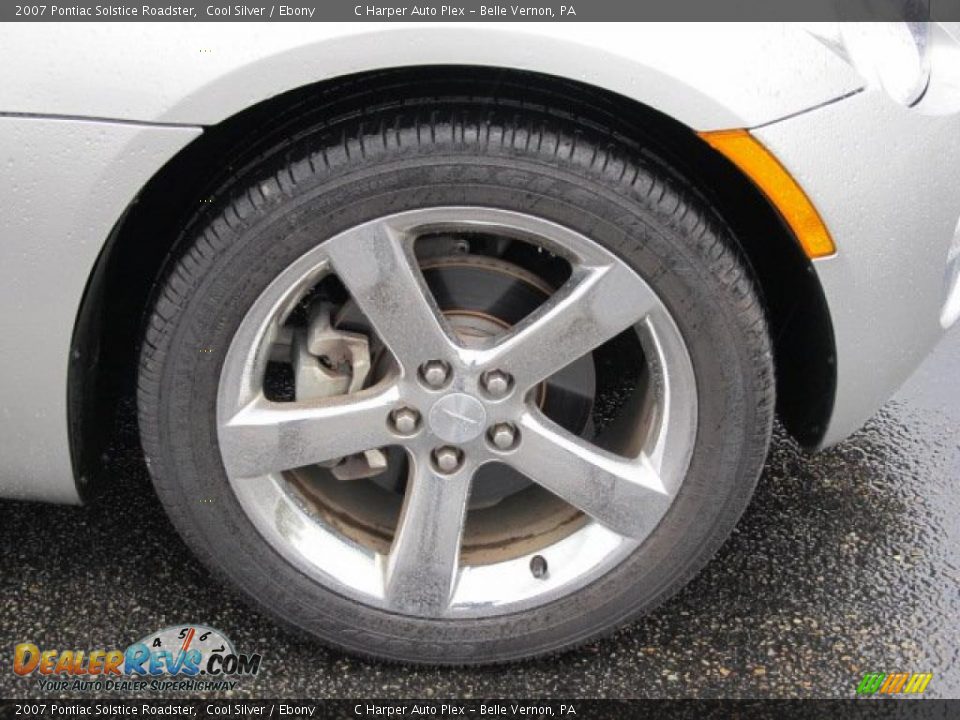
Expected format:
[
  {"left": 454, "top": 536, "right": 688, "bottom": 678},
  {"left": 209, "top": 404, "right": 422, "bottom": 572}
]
[{"left": 530, "top": 555, "right": 548, "bottom": 579}]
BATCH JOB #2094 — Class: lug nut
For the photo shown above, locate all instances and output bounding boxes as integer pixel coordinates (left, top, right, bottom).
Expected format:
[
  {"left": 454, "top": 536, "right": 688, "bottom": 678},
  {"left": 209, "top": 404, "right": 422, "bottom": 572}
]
[
  {"left": 390, "top": 407, "right": 420, "bottom": 435},
  {"left": 489, "top": 423, "right": 518, "bottom": 451},
  {"left": 432, "top": 446, "right": 463, "bottom": 474},
  {"left": 482, "top": 369, "right": 513, "bottom": 398},
  {"left": 420, "top": 360, "right": 451, "bottom": 389}
]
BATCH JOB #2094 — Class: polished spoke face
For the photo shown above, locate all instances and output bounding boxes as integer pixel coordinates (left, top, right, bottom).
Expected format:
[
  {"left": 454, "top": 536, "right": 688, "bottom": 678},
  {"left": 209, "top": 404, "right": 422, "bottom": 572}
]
[
  {"left": 384, "top": 459, "right": 472, "bottom": 614},
  {"left": 321, "top": 218, "right": 458, "bottom": 372},
  {"left": 220, "top": 385, "right": 400, "bottom": 479},
  {"left": 512, "top": 409, "right": 671, "bottom": 539},
  {"left": 217, "top": 207, "right": 697, "bottom": 619},
  {"left": 477, "top": 263, "right": 657, "bottom": 392}
]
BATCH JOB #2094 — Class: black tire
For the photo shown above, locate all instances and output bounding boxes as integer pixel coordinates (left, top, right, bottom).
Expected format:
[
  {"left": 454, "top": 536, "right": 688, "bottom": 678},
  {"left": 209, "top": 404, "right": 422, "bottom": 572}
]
[{"left": 137, "top": 95, "right": 774, "bottom": 664}]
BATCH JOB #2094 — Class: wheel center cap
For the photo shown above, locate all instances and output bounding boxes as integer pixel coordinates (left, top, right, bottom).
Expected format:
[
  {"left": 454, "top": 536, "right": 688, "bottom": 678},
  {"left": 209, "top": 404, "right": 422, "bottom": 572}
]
[{"left": 429, "top": 393, "right": 487, "bottom": 444}]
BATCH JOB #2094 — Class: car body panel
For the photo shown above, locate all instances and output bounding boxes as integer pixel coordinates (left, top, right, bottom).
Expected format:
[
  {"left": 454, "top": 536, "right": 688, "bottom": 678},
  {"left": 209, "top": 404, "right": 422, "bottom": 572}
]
[
  {"left": 0, "top": 22, "right": 862, "bottom": 130},
  {"left": 0, "top": 117, "right": 200, "bottom": 503},
  {"left": 755, "top": 82, "right": 960, "bottom": 446}
]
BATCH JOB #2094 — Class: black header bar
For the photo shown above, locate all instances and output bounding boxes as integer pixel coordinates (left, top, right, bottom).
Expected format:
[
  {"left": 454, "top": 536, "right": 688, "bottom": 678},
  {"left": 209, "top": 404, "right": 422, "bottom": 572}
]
[{"left": 4, "top": 0, "right": 960, "bottom": 22}]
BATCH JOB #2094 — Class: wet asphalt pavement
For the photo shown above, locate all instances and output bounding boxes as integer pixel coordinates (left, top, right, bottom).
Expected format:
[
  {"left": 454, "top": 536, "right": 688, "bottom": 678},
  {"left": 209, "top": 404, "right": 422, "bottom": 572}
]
[{"left": 1, "top": 329, "right": 958, "bottom": 700}]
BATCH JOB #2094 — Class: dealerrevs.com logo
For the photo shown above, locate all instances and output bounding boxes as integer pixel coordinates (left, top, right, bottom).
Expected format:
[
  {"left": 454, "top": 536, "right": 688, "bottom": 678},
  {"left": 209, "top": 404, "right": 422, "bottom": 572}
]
[{"left": 13, "top": 625, "right": 262, "bottom": 692}]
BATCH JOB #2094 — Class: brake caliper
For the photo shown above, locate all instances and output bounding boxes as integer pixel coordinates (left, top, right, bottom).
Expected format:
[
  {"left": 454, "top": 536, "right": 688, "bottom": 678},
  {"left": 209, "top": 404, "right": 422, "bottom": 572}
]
[{"left": 291, "top": 304, "right": 387, "bottom": 480}]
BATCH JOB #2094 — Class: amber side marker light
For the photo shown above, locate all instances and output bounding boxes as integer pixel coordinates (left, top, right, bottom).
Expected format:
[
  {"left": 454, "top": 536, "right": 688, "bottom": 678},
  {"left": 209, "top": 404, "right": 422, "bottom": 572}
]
[{"left": 698, "top": 129, "right": 837, "bottom": 259}]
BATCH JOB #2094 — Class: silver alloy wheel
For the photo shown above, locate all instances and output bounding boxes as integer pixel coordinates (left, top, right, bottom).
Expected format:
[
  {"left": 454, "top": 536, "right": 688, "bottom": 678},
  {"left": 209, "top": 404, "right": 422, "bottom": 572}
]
[{"left": 216, "top": 207, "right": 697, "bottom": 618}]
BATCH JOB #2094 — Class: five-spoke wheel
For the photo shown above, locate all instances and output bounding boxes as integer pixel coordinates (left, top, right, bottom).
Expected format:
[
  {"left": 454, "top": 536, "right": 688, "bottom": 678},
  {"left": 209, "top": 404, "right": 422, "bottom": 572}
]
[{"left": 216, "top": 208, "right": 697, "bottom": 617}]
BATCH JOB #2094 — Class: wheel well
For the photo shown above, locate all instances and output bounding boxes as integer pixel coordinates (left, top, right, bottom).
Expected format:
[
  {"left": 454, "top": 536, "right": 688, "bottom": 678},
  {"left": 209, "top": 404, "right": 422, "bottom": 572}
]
[{"left": 69, "top": 65, "right": 835, "bottom": 497}]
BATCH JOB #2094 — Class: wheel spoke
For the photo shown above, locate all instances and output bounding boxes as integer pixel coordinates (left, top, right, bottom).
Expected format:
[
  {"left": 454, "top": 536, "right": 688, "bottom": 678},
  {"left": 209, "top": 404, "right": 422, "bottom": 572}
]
[
  {"left": 219, "top": 385, "right": 400, "bottom": 478},
  {"left": 478, "top": 264, "right": 657, "bottom": 391},
  {"left": 322, "top": 218, "right": 457, "bottom": 370},
  {"left": 384, "top": 458, "right": 472, "bottom": 614},
  {"left": 510, "top": 409, "right": 673, "bottom": 539}
]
